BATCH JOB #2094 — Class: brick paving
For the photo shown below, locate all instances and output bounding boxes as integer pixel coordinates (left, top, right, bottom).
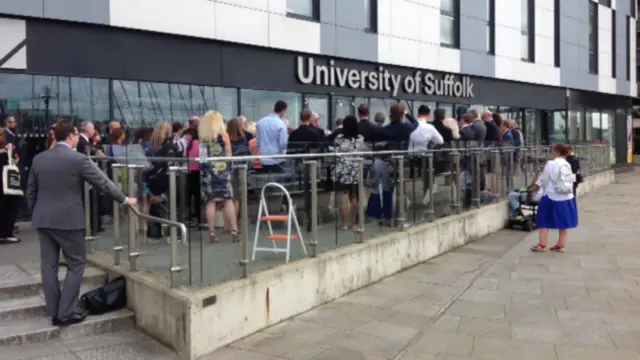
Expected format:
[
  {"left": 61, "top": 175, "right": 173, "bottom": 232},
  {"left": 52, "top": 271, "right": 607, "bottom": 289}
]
[{"left": 203, "top": 170, "right": 640, "bottom": 360}]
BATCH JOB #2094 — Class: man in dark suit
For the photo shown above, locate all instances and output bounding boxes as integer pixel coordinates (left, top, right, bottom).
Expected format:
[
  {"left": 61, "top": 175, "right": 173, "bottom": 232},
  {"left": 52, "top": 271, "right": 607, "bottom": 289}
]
[
  {"left": 27, "top": 119, "right": 136, "bottom": 326},
  {"left": 356, "top": 104, "right": 381, "bottom": 143}
]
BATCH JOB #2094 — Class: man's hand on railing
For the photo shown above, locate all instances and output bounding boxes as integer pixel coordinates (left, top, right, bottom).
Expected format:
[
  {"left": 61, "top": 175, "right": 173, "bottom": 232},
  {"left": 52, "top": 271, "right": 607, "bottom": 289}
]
[{"left": 124, "top": 197, "right": 138, "bottom": 206}]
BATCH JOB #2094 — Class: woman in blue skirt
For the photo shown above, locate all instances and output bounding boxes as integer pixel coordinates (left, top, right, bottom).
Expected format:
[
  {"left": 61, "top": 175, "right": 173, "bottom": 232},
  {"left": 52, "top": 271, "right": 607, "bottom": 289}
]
[{"left": 531, "top": 143, "right": 578, "bottom": 253}]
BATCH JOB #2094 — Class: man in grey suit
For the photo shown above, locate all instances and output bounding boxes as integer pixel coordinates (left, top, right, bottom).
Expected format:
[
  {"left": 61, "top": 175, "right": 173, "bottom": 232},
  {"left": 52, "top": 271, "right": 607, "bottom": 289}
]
[
  {"left": 27, "top": 119, "right": 136, "bottom": 327},
  {"left": 469, "top": 109, "right": 487, "bottom": 143}
]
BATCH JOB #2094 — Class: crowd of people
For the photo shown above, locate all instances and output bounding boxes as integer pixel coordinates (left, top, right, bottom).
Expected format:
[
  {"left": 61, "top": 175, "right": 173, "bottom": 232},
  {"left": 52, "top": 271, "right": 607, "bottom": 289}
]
[{"left": 0, "top": 99, "right": 580, "bottom": 251}]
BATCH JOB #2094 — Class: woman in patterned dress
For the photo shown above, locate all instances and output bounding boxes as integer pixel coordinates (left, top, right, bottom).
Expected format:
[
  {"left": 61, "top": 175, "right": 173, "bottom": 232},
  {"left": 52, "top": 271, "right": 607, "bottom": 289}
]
[{"left": 199, "top": 111, "right": 238, "bottom": 243}]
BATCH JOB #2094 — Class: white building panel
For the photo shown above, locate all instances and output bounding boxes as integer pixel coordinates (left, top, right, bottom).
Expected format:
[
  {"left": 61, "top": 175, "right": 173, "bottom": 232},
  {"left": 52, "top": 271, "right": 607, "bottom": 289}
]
[
  {"left": 268, "top": 13, "right": 321, "bottom": 54},
  {"left": 109, "top": 0, "right": 216, "bottom": 39},
  {"left": 216, "top": 2, "right": 269, "bottom": 47}
]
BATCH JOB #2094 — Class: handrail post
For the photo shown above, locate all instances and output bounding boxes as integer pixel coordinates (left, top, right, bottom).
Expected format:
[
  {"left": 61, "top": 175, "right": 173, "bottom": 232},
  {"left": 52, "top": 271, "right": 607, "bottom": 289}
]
[
  {"left": 356, "top": 158, "right": 365, "bottom": 243},
  {"left": 168, "top": 166, "right": 179, "bottom": 246},
  {"left": 127, "top": 165, "right": 142, "bottom": 271},
  {"left": 239, "top": 165, "right": 250, "bottom": 277},
  {"left": 305, "top": 161, "right": 319, "bottom": 257},
  {"left": 425, "top": 153, "right": 435, "bottom": 221},
  {"left": 83, "top": 181, "right": 94, "bottom": 253},
  {"left": 393, "top": 155, "right": 406, "bottom": 228},
  {"left": 492, "top": 149, "right": 502, "bottom": 199},
  {"left": 472, "top": 151, "right": 481, "bottom": 207},
  {"left": 111, "top": 164, "right": 125, "bottom": 265},
  {"left": 170, "top": 223, "right": 188, "bottom": 288},
  {"left": 521, "top": 148, "right": 529, "bottom": 187},
  {"left": 451, "top": 150, "right": 461, "bottom": 214}
]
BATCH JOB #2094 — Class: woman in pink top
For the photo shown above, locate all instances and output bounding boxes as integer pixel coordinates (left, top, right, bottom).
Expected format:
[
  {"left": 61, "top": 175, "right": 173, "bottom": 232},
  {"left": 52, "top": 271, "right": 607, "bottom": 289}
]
[{"left": 184, "top": 128, "right": 201, "bottom": 227}]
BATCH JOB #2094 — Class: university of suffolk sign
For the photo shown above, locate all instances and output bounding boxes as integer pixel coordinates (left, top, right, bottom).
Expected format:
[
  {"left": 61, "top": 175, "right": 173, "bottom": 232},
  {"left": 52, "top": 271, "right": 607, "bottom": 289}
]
[{"left": 295, "top": 56, "right": 474, "bottom": 98}]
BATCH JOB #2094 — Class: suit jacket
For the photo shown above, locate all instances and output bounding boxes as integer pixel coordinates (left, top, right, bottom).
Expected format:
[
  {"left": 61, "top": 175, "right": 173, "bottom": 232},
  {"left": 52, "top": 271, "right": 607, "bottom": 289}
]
[
  {"left": 358, "top": 119, "right": 382, "bottom": 143},
  {"left": 76, "top": 134, "right": 91, "bottom": 156},
  {"left": 27, "top": 143, "right": 127, "bottom": 230},
  {"left": 471, "top": 120, "right": 487, "bottom": 143}
]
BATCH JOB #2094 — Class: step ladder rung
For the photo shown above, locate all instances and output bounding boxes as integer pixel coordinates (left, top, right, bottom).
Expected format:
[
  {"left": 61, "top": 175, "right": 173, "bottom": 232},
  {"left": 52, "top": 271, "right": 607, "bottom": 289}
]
[
  {"left": 267, "top": 234, "right": 299, "bottom": 241},
  {"left": 262, "top": 215, "right": 290, "bottom": 222}
]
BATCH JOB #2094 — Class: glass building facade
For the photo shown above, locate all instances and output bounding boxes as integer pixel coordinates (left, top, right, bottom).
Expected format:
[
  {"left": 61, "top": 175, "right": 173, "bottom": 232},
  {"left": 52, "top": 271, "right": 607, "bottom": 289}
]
[{"left": 0, "top": 73, "right": 621, "bottom": 165}]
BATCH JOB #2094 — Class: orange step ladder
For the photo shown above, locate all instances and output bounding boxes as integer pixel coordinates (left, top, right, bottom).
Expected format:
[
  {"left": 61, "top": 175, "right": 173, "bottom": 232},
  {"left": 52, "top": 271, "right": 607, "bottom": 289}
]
[{"left": 251, "top": 182, "right": 306, "bottom": 263}]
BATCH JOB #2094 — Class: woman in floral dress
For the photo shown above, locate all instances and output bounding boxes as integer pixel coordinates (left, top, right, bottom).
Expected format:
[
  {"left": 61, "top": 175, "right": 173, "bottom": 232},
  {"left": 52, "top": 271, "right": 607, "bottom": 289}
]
[
  {"left": 330, "top": 115, "right": 366, "bottom": 230},
  {"left": 199, "top": 111, "right": 238, "bottom": 243}
]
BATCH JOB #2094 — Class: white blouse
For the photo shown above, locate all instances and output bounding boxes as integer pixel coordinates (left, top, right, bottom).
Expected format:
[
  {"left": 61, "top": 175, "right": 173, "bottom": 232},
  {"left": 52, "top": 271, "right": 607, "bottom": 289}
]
[{"left": 536, "top": 158, "right": 575, "bottom": 201}]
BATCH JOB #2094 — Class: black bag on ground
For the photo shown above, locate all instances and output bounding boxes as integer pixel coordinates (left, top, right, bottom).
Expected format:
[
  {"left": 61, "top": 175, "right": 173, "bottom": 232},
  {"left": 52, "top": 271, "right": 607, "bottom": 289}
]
[
  {"left": 146, "top": 203, "right": 167, "bottom": 239},
  {"left": 81, "top": 276, "right": 127, "bottom": 315}
]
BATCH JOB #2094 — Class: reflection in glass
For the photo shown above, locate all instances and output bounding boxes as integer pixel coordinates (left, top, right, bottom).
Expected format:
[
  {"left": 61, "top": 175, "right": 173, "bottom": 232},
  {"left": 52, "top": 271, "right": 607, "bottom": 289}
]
[
  {"left": 304, "top": 95, "right": 329, "bottom": 129},
  {"left": 548, "top": 111, "right": 567, "bottom": 143},
  {"left": 437, "top": 103, "right": 454, "bottom": 119},
  {"left": 287, "top": 0, "right": 313, "bottom": 17},
  {"left": 440, "top": 16, "right": 455, "bottom": 45},
  {"left": 567, "top": 110, "right": 582, "bottom": 143},
  {"left": 370, "top": 98, "right": 395, "bottom": 124},
  {"left": 589, "top": 109, "right": 601, "bottom": 140},
  {"left": 523, "top": 109, "right": 537, "bottom": 144},
  {"left": 241, "top": 89, "right": 301, "bottom": 128},
  {"left": 601, "top": 109, "right": 615, "bottom": 163},
  {"left": 333, "top": 96, "right": 353, "bottom": 124}
]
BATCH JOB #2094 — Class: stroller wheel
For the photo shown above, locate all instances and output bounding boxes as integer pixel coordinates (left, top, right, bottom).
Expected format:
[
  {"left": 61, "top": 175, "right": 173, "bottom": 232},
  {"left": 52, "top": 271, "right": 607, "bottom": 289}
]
[{"left": 525, "top": 220, "right": 534, "bottom": 232}]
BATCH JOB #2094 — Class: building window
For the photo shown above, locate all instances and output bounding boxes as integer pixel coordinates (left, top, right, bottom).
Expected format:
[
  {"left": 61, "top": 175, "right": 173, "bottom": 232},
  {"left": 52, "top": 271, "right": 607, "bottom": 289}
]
[
  {"left": 589, "top": 1, "right": 598, "bottom": 74},
  {"left": 365, "top": 0, "right": 377, "bottom": 32},
  {"left": 554, "top": 0, "right": 560, "bottom": 67},
  {"left": 487, "top": 0, "right": 495, "bottom": 54},
  {"left": 626, "top": 16, "right": 631, "bottom": 80},
  {"left": 286, "top": 0, "right": 319, "bottom": 21},
  {"left": 440, "top": 0, "right": 459, "bottom": 47},
  {"left": 612, "top": 10, "right": 617, "bottom": 78},
  {"left": 240, "top": 89, "right": 302, "bottom": 128},
  {"left": 521, "top": 0, "right": 534, "bottom": 62},
  {"left": 632, "top": 0, "right": 637, "bottom": 18},
  {"left": 599, "top": 0, "right": 611, "bottom": 6}
]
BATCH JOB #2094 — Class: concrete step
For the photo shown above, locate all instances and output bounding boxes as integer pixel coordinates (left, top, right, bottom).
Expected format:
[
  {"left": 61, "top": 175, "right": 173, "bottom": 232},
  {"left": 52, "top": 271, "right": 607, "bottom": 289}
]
[
  {"left": 0, "top": 308, "right": 135, "bottom": 346},
  {"left": 0, "top": 283, "right": 103, "bottom": 321},
  {"left": 0, "top": 264, "right": 107, "bottom": 300}
]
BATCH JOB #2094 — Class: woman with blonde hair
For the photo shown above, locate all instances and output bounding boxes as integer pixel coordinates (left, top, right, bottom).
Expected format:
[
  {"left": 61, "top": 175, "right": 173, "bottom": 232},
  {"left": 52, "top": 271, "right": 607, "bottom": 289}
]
[
  {"left": 443, "top": 117, "right": 461, "bottom": 140},
  {"left": 199, "top": 111, "right": 237, "bottom": 243}
]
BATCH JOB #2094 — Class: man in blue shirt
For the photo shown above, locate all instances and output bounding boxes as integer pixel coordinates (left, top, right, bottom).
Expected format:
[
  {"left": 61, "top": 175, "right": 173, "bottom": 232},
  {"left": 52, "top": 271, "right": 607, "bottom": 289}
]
[{"left": 256, "top": 101, "right": 289, "bottom": 172}]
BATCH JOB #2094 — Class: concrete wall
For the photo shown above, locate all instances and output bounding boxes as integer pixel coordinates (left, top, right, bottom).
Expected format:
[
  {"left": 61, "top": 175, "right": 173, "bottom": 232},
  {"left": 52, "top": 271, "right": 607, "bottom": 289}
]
[
  {"left": 0, "top": 0, "right": 635, "bottom": 96},
  {"left": 87, "top": 168, "right": 616, "bottom": 360}
]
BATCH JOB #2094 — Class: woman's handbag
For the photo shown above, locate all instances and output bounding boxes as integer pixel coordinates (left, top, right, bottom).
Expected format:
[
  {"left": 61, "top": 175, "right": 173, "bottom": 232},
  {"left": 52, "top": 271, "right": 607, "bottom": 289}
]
[{"left": 1, "top": 146, "right": 23, "bottom": 196}]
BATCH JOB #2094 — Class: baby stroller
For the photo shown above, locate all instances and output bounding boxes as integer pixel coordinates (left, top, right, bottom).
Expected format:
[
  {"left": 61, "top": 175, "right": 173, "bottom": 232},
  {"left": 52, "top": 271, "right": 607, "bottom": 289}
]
[{"left": 505, "top": 185, "right": 539, "bottom": 232}]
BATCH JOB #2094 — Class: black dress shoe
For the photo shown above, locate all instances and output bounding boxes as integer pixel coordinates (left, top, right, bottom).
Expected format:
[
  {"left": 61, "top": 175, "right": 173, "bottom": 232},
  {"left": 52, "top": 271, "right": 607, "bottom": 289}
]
[{"left": 52, "top": 311, "right": 88, "bottom": 327}]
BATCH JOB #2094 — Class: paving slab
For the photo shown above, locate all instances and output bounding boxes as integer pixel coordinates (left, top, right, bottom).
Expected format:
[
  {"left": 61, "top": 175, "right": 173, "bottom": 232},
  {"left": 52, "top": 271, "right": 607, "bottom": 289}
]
[{"left": 198, "top": 170, "right": 640, "bottom": 359}]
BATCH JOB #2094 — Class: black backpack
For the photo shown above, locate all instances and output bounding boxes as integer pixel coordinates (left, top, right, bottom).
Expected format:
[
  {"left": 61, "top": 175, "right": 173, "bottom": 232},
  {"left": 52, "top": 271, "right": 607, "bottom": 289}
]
[{"left": 81, "top": 276, "right": 127, "bottom": 315}]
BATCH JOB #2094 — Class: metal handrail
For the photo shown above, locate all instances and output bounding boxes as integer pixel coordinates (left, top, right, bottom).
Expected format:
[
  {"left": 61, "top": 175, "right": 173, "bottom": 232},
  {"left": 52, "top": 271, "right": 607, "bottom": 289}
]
[
  {"left": 126, "top": 204, "right": 187, "bottom": 288},
  {"left": 91, "top": 143, "right": 609, "bottom": 163}
]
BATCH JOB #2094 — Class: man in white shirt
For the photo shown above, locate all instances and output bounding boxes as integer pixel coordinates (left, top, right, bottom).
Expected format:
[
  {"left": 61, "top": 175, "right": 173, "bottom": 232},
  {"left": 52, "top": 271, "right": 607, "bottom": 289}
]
[
  {"left": 408, "top": 105, "right": 443, "bottom": 152},
  {"left": 407, "top": 105, "right": 444, "bottom": 206}
]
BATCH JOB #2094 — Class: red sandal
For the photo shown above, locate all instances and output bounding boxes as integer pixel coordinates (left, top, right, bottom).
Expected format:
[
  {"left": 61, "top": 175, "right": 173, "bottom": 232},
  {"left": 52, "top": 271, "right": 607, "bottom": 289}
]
[
  {"left": 530, "top": 244, "right": 547, "bottom": 252},
  {"left": 549, "top": 244, "right": 565, "bottom": 253}
]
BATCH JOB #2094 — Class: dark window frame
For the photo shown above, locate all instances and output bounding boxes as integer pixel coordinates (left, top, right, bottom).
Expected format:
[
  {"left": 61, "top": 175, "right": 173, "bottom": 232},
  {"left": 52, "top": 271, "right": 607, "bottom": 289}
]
[
  {"left": 588, "top": 1, "right": 599, "bottom": 74},
  {"left": 365, "top": 0, "right": 378, "bottom": 33},
  {"left": 632, "top": 0, "right": 637, "bottom": 18},
  {"left": 554, "top": 0, "right": 560, "bottom": 67},
  {"left": 487, "top": 0, "right": 496, "bottom": 54},
  {"left": 612, "top": 9, "right": 617, "bottom": 78},
  {"left": 440, "top": 0, "right": 460, "bottom": 48},
  {"left": 521, "top": 0, "right": 535, "bottom": 62},
  {"left": 626, "top": 15, "right": 631, "bottom": 80},
  {"left": 286, "top": 0, "right": 320, "bottom": 22}
]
